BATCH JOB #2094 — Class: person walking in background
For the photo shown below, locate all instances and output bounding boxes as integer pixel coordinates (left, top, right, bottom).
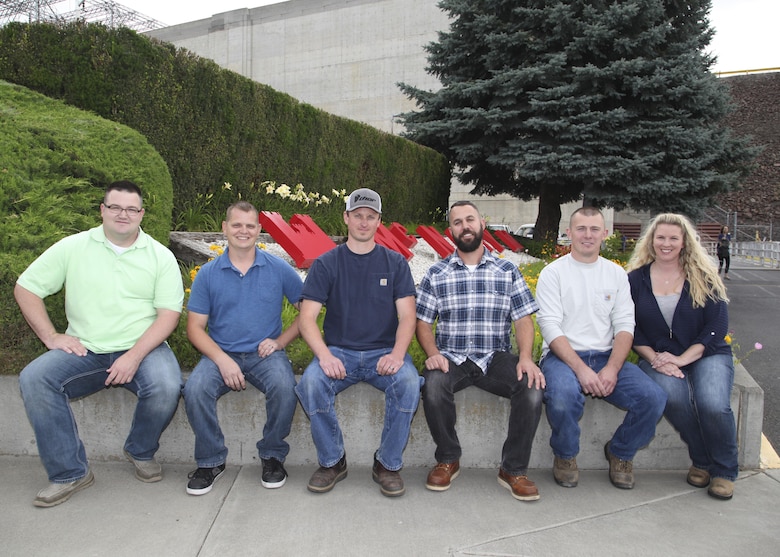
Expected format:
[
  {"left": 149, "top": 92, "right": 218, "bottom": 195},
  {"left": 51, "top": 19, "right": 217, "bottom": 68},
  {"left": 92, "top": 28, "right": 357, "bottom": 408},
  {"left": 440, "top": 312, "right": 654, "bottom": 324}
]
[
  {"left": 717, "top": 225, "right": 732, "bottom": 280},
  {"left": 627, "top": 213, "right": 738, "bottom": 500},
  {"left": 15, "top": 181, "right": 183, "bottom": 507},
  {"left": 535, "top": 207, "right": 666, "bottom": 490},
  {"left": 183, "top": 201, "right": 303, "bottom": 496},
  {"left": 295, "top": 188, "right": 422, "bottom": 497},
  {"left": 416, "top": 201, "right": 544, "bottom": 502}
]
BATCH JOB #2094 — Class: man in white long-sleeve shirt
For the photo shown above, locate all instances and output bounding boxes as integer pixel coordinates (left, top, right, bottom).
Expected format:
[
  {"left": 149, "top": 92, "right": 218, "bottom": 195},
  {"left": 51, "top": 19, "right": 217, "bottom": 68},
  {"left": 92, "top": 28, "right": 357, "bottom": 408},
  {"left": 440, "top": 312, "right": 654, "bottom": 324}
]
[{"left": 535, "top": 207, "right": 666, "bottom": 490}]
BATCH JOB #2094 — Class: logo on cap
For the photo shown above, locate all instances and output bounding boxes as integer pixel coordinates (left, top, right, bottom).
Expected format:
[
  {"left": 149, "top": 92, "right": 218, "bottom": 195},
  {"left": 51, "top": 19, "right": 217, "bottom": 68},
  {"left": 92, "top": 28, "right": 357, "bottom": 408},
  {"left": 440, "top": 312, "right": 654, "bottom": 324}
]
[{"left": 346, "top": 188, "right": 382, "bottom": 213}]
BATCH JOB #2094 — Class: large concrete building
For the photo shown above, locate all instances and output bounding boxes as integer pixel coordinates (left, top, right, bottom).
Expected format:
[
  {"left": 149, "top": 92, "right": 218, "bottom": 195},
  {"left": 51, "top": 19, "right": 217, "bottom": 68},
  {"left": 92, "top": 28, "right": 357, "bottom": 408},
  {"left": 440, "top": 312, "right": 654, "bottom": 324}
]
[{"left": 148, "top": 0, "right": 617, "bottom": 234}]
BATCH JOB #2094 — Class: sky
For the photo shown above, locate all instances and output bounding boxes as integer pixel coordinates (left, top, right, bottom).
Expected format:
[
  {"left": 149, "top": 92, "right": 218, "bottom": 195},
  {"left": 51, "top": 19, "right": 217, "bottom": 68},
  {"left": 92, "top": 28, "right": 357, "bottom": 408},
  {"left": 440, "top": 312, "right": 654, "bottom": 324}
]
[{"left": 93, "top": 0, "right": 779, "bottom": 74}]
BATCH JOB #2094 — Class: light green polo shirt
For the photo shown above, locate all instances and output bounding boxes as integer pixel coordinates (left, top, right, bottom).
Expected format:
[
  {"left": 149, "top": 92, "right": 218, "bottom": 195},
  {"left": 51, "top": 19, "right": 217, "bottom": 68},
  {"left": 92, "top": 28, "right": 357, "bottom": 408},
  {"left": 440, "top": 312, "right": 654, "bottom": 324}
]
[{"left": 17, "top": 226, "right": 184, "bottom": 354}]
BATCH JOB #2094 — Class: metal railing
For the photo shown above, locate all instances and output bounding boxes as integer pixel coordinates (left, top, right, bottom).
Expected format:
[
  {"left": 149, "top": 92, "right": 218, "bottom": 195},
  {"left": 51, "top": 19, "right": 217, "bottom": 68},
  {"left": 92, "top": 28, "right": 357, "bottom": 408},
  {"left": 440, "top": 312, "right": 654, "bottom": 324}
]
[{"left": 733, "top": 241, "right": 780, "bottom": 269}]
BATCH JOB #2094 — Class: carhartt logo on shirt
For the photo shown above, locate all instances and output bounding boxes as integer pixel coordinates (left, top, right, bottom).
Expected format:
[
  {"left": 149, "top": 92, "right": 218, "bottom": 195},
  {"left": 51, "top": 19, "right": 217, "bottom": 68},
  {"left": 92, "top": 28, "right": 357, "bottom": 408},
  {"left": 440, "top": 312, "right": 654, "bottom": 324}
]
[{"left": 380, "top": 278, "right": 388, "bottom": 286}]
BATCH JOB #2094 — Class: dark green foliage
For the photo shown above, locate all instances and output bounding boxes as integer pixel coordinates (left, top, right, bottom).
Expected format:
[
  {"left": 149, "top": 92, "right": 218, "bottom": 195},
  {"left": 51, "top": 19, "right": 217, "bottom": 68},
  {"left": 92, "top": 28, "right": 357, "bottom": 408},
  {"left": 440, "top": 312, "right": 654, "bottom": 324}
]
[
  {"left": 399, "top": 0, "right": 757, "bottom": 239},
  {"left": 0, "top": 22, "right": 451, "bottom": 225},
  {"left": 0, "top": 80, "right": 174, "bottom": 373}
]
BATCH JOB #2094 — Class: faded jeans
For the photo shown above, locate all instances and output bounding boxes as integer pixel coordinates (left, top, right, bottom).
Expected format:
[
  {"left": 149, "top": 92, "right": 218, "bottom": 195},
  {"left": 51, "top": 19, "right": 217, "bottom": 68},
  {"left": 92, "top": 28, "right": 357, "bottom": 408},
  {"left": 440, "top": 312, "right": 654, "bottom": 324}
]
[
  {"left": 19, "top": 344, "right": 181, "bottom": 483},
  {"left": 639, "top": 354, "right": 738, "bottom": 480},
  {"left": 541, "top": 350, "right": 667, "bottom": 461},
  {"left": 295, "top": 346, "right": 422, "bottom": 471},
  {"left": 183, "top": 350, "right": 297, "bottom": 467}
]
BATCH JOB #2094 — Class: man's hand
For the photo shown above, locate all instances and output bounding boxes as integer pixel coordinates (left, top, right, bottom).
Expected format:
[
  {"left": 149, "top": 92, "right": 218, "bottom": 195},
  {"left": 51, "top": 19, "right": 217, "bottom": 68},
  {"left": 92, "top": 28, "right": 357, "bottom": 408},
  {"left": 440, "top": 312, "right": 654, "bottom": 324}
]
[
  {"left": 596, "top": 364, "right": 619, "bottom": 396},
  {"left": 319, "top": 353, "right": 347, "bottom": 380},
  {"left": 105, "top": 352, "right": 141, "bottom": 386},
  {"left": 258, "top": 338, "right": 281, "bottom": 358},
  {"left": 575, "top": 367, "right": 609, "bottom": 398},
  {"left": 377, "top": 353, "right": 404, "bottom": 376},
  {"left": 48, "top": 333, "right": 88, "bottom": 357},
  {"left": 218, "top": 359, "right": 246, "bottom": 391},
  {"left": 424, "top": 353, "right": 450, "bottom": 373},
  {"left": 517, "top": 357, "right": 545, "bottom": 389}
]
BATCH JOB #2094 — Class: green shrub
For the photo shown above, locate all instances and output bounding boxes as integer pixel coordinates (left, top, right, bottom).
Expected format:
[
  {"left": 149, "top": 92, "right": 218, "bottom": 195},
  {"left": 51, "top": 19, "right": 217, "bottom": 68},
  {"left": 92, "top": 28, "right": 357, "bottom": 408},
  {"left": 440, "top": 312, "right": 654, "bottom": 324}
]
[
  {"left": 0, "top": 22, "right": 451, "bottom": 229},
  {"left": 0, "top": 80, "right": 174, "bottom": 374}
]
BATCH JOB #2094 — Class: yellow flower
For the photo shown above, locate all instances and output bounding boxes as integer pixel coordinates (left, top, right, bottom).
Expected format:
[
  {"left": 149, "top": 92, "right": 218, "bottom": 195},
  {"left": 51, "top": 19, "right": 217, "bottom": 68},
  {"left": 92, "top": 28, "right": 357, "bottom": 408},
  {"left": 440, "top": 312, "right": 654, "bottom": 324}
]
[
  {"left": 223, "top": 182, "right": 232, "bottom": 190},
  {"left": 275, "top": 184, "right": 291, "bottom": 198},
  {"left": 724, "top": 334, "right": 732, "bottom": 344},
  {"left": 257, "top": 243, "right": 267, "bottom": 250}
]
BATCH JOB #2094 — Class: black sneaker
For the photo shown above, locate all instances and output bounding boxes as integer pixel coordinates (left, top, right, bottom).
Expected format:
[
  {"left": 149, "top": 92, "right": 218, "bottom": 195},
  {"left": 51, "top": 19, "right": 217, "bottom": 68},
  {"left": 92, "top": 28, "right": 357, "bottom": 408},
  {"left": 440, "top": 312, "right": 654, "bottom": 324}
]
[
  {"left": 186, "top": 464, "right": 225, "bottom": 496},
  {"left": 261, "top": 458, "right": 288, "bottom": 489}
]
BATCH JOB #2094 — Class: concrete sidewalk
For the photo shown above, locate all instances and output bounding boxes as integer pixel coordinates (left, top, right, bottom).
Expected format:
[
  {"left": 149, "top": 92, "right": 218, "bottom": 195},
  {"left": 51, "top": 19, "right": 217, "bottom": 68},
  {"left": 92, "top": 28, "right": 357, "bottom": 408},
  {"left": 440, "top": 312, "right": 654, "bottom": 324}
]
[{"left": 3, "top": 456, "right": 779, "bottom": 557}]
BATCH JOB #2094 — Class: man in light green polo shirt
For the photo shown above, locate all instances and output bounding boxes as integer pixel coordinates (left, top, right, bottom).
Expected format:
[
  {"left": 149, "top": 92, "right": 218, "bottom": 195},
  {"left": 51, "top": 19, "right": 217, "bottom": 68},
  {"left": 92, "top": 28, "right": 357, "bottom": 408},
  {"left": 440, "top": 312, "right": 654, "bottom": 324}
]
[{"left": 15, "top": 180, "right": 184, "bottom": 508}]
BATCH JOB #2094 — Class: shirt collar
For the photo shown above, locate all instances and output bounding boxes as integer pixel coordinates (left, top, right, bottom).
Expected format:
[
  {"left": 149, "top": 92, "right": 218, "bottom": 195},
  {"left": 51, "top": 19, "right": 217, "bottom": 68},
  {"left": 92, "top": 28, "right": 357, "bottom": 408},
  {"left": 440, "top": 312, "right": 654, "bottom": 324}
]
[
  {"left": 448, "top": 248, "right": 495, "bottom": 270},
  {"left": 216, "top": 246, "right": 267, "bottom": 270}
]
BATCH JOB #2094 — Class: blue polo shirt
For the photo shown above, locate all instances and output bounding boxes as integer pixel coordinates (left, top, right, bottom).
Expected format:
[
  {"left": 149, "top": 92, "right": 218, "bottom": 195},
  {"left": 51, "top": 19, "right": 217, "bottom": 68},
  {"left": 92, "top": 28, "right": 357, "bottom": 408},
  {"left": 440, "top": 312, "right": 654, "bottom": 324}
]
[{"left": 187, "top": 247, "right": 303, "bottom": 353}]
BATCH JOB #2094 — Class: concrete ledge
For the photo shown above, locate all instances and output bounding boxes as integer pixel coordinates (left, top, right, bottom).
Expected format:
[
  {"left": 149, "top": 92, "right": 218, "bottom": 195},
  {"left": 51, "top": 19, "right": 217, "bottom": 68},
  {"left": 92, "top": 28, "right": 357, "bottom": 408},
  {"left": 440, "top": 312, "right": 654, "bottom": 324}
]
[{"left": 0, "top": 364, "right": 763, "bottom": 470}]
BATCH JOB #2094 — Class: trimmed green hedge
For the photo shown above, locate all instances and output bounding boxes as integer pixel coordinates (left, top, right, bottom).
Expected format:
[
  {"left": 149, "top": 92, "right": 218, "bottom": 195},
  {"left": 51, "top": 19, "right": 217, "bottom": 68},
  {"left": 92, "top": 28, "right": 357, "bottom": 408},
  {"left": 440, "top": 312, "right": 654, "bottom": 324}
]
[
  {"left": 0, "top": 80, "right": 174, "bottom": 374},
  {"left": 0, "top": 22, "right": 451, "bottom": 225}
]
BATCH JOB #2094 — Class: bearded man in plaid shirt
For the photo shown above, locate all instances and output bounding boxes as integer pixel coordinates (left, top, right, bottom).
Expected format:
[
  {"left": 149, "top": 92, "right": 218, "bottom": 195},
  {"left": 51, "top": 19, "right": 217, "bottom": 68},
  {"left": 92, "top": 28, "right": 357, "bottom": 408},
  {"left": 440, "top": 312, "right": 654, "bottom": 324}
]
[{"left": 415, "top": 201, "right": 545, "bottom": 502}]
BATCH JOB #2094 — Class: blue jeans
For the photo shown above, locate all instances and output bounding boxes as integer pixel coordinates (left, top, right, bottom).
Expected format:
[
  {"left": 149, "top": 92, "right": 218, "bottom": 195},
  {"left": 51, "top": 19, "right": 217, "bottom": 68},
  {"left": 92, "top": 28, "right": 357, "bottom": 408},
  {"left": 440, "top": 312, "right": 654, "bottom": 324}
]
[
  {"left": 423, "top": 353, "right": 543, "bottom": 474},
  {"left": 541, "top": 350, "right": 666, "bottom": 460},
  {"left": 18, "top": 344, "right": 182, "bottom": 483},
  {"left": 294, "top": 347, "right": 422, "bottom": 471},
  {"left": 639, "top": 355, "right": 738, "bottom": 480},
  {"left": 183, "top": 350, "right": 297, "bottom": 467}
]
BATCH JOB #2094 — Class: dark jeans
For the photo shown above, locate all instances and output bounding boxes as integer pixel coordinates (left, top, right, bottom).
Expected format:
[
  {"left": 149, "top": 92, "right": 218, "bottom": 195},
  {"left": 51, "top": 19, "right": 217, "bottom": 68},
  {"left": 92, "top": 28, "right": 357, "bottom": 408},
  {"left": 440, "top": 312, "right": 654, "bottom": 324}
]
[
  {"left": 422, "top": 352, "right": 543, "bottom": 475},
  {"left": 718, "top": 250, "right": 730, "bottom": 273}
]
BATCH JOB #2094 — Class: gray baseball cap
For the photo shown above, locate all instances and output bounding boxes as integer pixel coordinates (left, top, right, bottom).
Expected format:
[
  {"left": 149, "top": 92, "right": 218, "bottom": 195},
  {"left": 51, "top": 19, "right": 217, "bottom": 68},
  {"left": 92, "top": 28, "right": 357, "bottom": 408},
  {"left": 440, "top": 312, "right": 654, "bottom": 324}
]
[{"left": 345, "top": 188, "right": 382, "bottom": 214}]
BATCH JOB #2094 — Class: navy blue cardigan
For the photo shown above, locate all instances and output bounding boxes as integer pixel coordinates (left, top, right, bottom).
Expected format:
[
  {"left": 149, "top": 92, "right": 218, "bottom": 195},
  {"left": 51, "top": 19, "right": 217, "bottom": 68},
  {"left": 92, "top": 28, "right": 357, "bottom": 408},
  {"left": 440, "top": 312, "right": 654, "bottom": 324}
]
[{"left": 628, "top": 264, "right": 731, "bottom": 358}]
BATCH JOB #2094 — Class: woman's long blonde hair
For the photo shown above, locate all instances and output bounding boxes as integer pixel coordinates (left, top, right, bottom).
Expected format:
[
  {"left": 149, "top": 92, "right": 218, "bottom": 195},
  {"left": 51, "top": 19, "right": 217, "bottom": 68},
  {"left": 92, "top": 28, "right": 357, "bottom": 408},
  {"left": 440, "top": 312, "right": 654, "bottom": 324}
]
[{"left": 626, "top": 213, "right": 728, "bottom": 307}]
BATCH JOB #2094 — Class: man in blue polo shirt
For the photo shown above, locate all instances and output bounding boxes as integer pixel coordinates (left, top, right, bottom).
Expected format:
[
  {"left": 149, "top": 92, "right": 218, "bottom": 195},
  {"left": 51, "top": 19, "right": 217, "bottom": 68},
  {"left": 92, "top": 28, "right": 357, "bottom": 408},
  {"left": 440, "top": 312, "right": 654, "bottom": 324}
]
[
  {"left": 16, "top": 180, "right": 184, "bottom": 508},
  {"left": 183, "top": 201, "right": 303, "bottom": 495}
]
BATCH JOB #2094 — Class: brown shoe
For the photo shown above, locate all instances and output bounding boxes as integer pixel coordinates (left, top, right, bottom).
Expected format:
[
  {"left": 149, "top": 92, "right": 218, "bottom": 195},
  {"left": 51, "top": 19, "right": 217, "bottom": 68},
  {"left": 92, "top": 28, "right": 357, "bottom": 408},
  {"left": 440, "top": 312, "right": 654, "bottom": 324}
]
[
  {"left": 686, "top": 465, "right": 711, "bottom": 488},
  {"left": 604, "top": 442, "right": 634, "bottom": 489},
  {"left": 498, "top": 469, "right": 540, "bottom": 501},
  {"left": 708, "top": 477, "right": 734, "bottom": 500},
  {"left": 307, "top": 454, "right": 347, "bottom": 493},
  {"left": 553, "top": 456, "right": 578, "bottom": 487},
  {"left": 425, "top": 461, "right": 460, "bottom": 491},
  {"left": 372, "top": 456, "right": 405, "bottom": 497}
]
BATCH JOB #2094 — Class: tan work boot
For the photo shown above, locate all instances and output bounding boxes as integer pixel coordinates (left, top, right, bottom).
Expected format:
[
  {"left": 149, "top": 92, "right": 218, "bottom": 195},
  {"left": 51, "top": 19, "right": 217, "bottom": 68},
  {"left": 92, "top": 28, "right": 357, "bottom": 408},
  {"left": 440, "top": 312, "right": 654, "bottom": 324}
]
[
  {"left": 604, "top": 442, "right": 634, "bottom": 489},
  {"left": 686, "top": 465, "right": 711, "bottom": 488},
  {"left": 553, "top": 456, "right": 578, "bottom": 487},
  {"left": 708, "top": 477, "right": 734, "bottom": 500}
]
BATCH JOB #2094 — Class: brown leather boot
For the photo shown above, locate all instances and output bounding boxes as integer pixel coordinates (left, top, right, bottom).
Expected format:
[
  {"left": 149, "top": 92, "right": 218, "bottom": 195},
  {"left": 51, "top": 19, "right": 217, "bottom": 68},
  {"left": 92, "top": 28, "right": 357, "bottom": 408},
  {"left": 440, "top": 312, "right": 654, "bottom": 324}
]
[
  {"left": 372, "top": 456, "right": 405, "bottom": 497},
  {"left": 425, "top": 461, "right": 460, "bottom": 491},
  {"left": 498, "top": 469, "right": 540, "bottom": 501},
  {"left": 307, "top": 454, "right": 347, "bottom": 493}
]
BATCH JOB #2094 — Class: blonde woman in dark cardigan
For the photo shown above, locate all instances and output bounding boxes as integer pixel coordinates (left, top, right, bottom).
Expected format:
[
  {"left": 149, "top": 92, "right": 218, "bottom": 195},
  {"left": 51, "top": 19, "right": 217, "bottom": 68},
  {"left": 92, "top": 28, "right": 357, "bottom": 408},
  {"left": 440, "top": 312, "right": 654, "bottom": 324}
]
[{"left": 626, "top": 213, "right": 736, "bottom": 500}]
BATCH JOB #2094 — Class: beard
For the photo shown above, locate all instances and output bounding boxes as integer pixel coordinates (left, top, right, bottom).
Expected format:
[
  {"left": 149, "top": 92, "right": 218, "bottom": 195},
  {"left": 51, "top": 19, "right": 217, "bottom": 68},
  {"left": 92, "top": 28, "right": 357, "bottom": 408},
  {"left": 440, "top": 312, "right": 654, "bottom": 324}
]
[{"left": 454, "top": 226, "right": 484, "bottom": 253}]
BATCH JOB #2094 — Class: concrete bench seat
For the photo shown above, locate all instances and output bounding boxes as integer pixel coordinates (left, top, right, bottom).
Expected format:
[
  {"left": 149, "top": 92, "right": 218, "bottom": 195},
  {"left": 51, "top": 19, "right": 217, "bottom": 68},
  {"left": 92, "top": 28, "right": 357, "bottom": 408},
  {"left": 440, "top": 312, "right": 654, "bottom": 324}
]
[{"left": 0, "top": 364, "right": 763, "bottom": 470}]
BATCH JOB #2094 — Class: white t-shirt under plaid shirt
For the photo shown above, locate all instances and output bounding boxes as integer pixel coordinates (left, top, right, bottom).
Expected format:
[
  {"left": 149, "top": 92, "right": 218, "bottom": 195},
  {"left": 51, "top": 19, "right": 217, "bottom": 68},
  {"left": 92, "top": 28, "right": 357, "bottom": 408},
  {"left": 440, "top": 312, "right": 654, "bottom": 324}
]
[{"left": 416, "top": 250, "right": 540, "bottom": 373}]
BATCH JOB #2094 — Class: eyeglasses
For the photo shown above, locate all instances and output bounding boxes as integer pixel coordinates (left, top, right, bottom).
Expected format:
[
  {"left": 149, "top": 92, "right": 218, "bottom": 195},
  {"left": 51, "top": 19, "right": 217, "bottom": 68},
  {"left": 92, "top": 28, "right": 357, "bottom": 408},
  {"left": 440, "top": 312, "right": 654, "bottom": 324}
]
[{"left": 104, "top": 204, "right": 143, "bottom": 216}]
